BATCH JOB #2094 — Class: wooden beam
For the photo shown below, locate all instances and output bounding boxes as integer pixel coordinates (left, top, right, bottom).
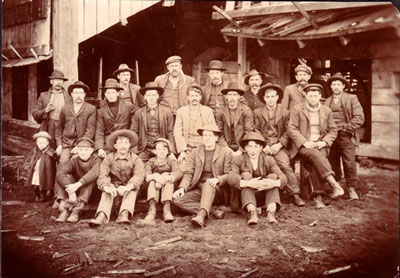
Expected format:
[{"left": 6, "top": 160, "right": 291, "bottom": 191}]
[
  {"left": 2, "top": 68, "right": 13, "bottom": 120},
  {"left": 338, "top": 35, "right": 351, "bottom": 46},
  {"left": 212, "top": 5, "right": 241, "bottom": 29},
  {"left": 237, "top": 36, "right": 247, "bottom": 89},
  {"left": 97, "top": 57, "right": 103, "bottom": 100},
  {"left": 296, "top": 39, "right": 307, "bottom": 49},
  {"left": 357, "top": 143, "right": 399, "bottom": 161},
  {"left": 291, "top": 2, "right": 319, "bottom": 30},
  {"left": 27, "top": 64, "right": 38, "bottom": 122}
]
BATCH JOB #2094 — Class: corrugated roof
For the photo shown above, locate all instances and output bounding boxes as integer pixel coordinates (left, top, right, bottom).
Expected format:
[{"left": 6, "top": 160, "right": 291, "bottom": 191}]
[{"left": 220, "top": 5, "right": 400, "bottom": 41}]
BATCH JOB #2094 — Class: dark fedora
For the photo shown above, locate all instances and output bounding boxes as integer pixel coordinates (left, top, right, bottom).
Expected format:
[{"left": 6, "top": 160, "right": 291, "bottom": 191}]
[
  {"left": 303, "top": 83, "right": 323, "bottom": 93},
  {"left": 76, "top": 138, "right": 94, "bottom": 148},
  {"left": 205, "top": 60, "right": 226, "bottom": 72},
  {"left": 197, "top": 125, "right": 222, "bottom": 136},
  {"left": 294, "top": 64, "right": 312, "bottom": 75},
  {"left": 327, "top": 73, "right": 350, "bottom": 88},
  {"left": 113, "top": 64, "right": 135, "bottom": 78},
  {"left": 68, "top": 81, "right": 90, "bottom": 94},
  {"left": 258, "top": 83, "right": 284, "bottom": 104},
  {"left": 101, "top": 78, "right": 123, "bottom": 91},
  {"left": 165, "top": 55, "right": 182, "bottom": 65},
  {"left": 243, "top": 69, "right": 268, "bottom": 85},
  {"left": 106, "top": 129, "right": 138, "bottom": 152},
  {"left": 49, "top": 70, "right": 68, "bottom": 81},
  {"left": 187, "top": 84, "right": 203, "bottom": 95},
  {"left": 139, "top": 82, "right": 164, "bottom": 96},
  {"left": 152, "top": 138, "right": 173, "bottom": 153},
  {"left": 240, "top": 131, "right": 266, "bottom": 149},
  {"left": 221, "top": 82, "right": 245, "bottom": 96}
]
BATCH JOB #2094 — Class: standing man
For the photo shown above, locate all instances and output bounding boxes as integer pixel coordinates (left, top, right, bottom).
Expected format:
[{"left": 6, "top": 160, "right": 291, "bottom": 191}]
[
  {"left": 254, "top": 83, "right": 305, "bottom": 207},
  {"left": 172, "top": 125, "right": 232, "bottom": 228},
  {"left": 216, "top": 82, "right": 254, "bottom": 156},
  {"left": 243, "top": 69, "right": 268, "bottom": 111},
  {"left": 113, "top": 64, "right": 144, "bottom": 108},
  {"left": 154, "top": 55, "right": 194, "bottom": 115},
  {"left": 281, "top": 64, "right": 312, "bottom": 111},
  {"left": 201, "top": 60, "right": 228, "bottom": 114},
  {"left": 228, "top": 132, "right": 287, "bottom": 225},
  {"left": 288, "top": 83, "right": 344, "bottom": 208},
  {"left": 131, "top": 82, "right": 175, "bottom": 162},
  {"left": 95, "top": 78, "right": 136, "bottom": 158},
  {"left": 174, "top": 84, "right": 216, "bottom": 165},
  {"left": 325, "top": 73, "right": 364, "bottom": 200},
  {"left": 32, "top": 70, "right": 71, "bottom": 149}
]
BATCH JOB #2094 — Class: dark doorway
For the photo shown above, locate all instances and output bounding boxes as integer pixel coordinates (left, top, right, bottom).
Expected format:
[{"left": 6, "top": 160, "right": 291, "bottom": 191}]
[{"left": 12, "top": 66, "right": 28, "bottom": 120}]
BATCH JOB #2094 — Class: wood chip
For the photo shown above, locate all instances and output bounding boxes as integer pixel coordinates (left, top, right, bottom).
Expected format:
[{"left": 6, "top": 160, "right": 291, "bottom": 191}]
[
  {"left": 84, "top": 251, "right": 93, "bottom": 265},
  {"left": 112, "top": 260, "right": 124, "bottom": 268},
  {"left": 323, "top": 264, "right": 352, "bottom": 275},
  {"left": 154, "top": 236, "right": 182, "bottom": 246},
  {"left": 52, "top": 252, "right": 70, "bottom": 259},
  {"left": 105, "top": 269, "right": 146, "bottom": 274},
  {"left": 16, "top": 234, "right": 45, "bottom": 241},
  {"left": 144, "top": 265, "right": 175, "bottom": 277},
  {"left": 238, "top": 268, "right": 259, "bottom": 278},
  {"left": 3, "top": 200, "right": 25, "bottom": 205},
  {"left": 1, "top": 229, "right": 17, "bottom": 233},
  {"left": 219, "top": 257, "right": 229, "bottom": 264},
  {"left": 301, "top": 246, "right": 326, "bottom": 253},
  {"left": 42, "top": 230, "right": 53, "bottom": 234},
  {"left": 62, "top": 264, "right": 81, "bottom": 273},
  {"left": 277, "top": 245, "right": 291, "bottom": 259},
  {"left": 23, "top": 211, "right": 39, "bottom": 219},
  {"left": 309, "top": 220, "right": 318, "bottom": 227}
]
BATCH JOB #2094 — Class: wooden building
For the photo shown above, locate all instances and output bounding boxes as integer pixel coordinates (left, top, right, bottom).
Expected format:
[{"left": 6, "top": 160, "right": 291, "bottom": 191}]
[{"left": 212, "top": 1, "right": 400, "bottom": 161}]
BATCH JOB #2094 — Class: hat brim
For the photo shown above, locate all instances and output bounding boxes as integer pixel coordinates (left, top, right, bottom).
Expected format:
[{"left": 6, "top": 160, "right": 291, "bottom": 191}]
[
  {"left": 33, "top": 133, "right": 52, "bottom": 141},
  {"left": 258, "top": 84, "right": 284, "bottom": 104},
  {"left": 68, "top": 84, "right": 90, "bottom": 94},
  {"left": 153, "top": 139, "right": 173, "bottom": 153},
  {"left": 106, "top": 130, "right": 138, "bottom": 152},
  {"left": 239, "top": 139, "right": 266, "bottom": 149},
  {"left": 244, "top": 73, "right": 268, "bottom": 85},
  {"left": 101, "top": 86, "right": 124, "bottom": 91},
  {"left": 221, "top": 88, "right": 245, "bottom": 96},
  {"left": 197, "top": 128, "right": 222, "bottom": 137},
  {"left": 327, "top": 76, "right": 350, "bottom": 88},
  {"left": 205, "top": 67, "right": 227, "bottom": 72},
  {"left": 139, "top": 87, "right": 164, "bottom": 96},
  {"left": 113, "top": 68, "right": 135, "bottom": 78},
  {"left": 49, "top": 75, "right": 68, "bottom": 81}
]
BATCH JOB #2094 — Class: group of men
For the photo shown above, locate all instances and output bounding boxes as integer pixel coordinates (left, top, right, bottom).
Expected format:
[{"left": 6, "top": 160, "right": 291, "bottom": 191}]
[{"left": 30, "top": 55, "right": 364, "bottom": 227}]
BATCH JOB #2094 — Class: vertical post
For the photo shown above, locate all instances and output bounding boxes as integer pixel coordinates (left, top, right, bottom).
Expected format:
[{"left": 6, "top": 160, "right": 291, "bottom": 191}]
[
  {"left": 135, "top": 60, "right": 140, "bottom": 85},
  {"left": 237, "top": 36, "right": 247, "bottom": 89},
  {"left": 97, "top": 57, "right": 103, "bottom": 100},
  {"left": 52, "top": 0, "right": 79, "bottom": 87},
  {"left": 27, "top": 64, "right": 38, "bottom": 122},
  {"left": 2, "top": 68, "right": 13, "bottom": 120}
]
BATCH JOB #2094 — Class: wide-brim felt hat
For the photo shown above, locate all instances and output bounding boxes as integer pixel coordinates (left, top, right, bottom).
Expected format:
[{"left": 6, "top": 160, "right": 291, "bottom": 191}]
[
  {"left": 68, "top": 81, "right": 90, "bottom": 94},
  {"left": 49, "top": 70, "right": 68, "bottom": 81},
  {"left": 33, "top": 131, "right": 52, "bottom": 141},
  {"left": 205, "top": 60, "right": 226, "bottom": 71},
  {"left": 76, "top": 138, "right": 94, "bottom": 148},
  {"left": 327, "top": 73, "right": 350, "bottom": 89},
  {"left": 106, "top": 129, "right": 138, "bottom": 152},
  {"left": 303, "top": 83, "right": 324, "bottom": 93},
  {"left": 101, "top": 78, "right": 124, "bottom": 91},
  {"left": 152, "top": 138, "right": 173, "bottom": 153},
  {"left": 221, "top": 82, "right": 245, "bottom": 96},
  {"left": 113, "top": 64, "right": 135, "bottom": 78},
  {"left": 240, "top": 131, "right": 266, "bottom": 149},
  {"left": 197, "top": 125, "right": 222, "bottom": 136},
  {"left": 258, "top": 83, "right": 284, "bottom": 104},
  {"left": 139, "top": 82, "right": 164, "bottom": 96},
  {"left": 244, "top": 69, "right": 268, "bottom": 85}
]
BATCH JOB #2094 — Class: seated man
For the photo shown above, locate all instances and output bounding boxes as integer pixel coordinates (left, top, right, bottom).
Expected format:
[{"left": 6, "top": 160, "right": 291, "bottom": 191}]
[
  {"left": 288, "top": 83, "right": 344, "bottom": 208},
  {"left": 254, "top": 83, "right": 305, "bottom": 206},
  {"left": 228, "top": 132, "right": 287, "bottom": 225},
  {"left": 55, "top": 138, "right": 101, "bottom": 223},
  {"left": 89, "top": 130, "right": 144, "bottom": 227},
  {"left": 172, "top": 125, "right": 232, "bottom": 228}
]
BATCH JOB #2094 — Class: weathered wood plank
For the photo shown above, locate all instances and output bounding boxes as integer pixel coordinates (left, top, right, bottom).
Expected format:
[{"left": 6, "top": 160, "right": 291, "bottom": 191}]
[
  {"left": 120, "top": 0, "right": 133, "bottom": 21},
  {"left": 392, "top": 72, "right": 399, "bottom": 92},
  {"left": 2, "top": 69, "right": 13, "bottom": 120},
  {"left": 371, "top": 122, "right": 399, "bottom": 139},
  {"left": 370, "top": 39, "right": 400, "bottom": 59},
  {"left": 356, "top": 143, "right": 399, "bottom": 161},
  {"left": 2, "top": 134, "right": 36, "bottom": 156},
  {"left": 371, "top": 88, "right": 399, "bottom": 105},
  {"left": 371, "top": 105, "right": 399, "bottom": 123},
  {"left": 27, "top": 64, "right": 38, "bottom": 122},
  {"left": 371, "top": 135, "right": 399, "bottom": 147},
  {"left": 97, "top": 0, "right": 109, "bottom": 35},
  {"left": 238, "top": 36, "right": 247, "bottom": 90},
  {"left": 82, "top": 0, "right": 97, "bottom": 41},
  {"left": 372, "top": 57, "right": 400, "bottom": 72},
  {"left": 372, "top": 72, "right": 393, "bottom": 89},
  {"left": 3, "top": 119, "right": 40, "bottom": 139}
]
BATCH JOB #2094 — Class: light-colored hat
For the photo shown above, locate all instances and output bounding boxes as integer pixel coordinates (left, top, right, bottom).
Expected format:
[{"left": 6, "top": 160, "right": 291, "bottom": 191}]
[
  {"left": 294, "top": 64, "right": 312, "bottom": 75},
  {"left": 243, "top": 69, "right": 268, "bottom": 85},
  {"left": 106, "top": 129, "right": 138, "bottom": 152},
  {"left": 197, "top": 125, "right": 222, "bottom": 136},
  {"left": 113, "top": 64, "right": 135, "bottom": 78},
  {"left": 165, "top": 55, "right": 182, "bottom": 65},
  {"left": 32, "top": 131, "right": 52, "bottom": 141}
]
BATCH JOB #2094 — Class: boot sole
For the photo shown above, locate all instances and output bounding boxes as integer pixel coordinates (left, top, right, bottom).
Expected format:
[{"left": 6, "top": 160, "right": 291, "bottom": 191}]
[{"left": 191, "top": 219, "right": 204, "bottom": 228}]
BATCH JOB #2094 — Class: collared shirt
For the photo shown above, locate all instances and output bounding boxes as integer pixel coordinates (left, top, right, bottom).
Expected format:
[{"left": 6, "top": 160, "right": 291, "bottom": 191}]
[
  {"left": 49, "top": 89, "right": 65, "bottom": 121},
  {"left": 187, "top": 108, "right": 204, "bottom": 148}
]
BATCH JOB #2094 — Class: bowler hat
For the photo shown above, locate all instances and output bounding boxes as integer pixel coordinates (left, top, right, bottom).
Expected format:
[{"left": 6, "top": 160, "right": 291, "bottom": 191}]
[
  {"left": 240, "top": 131, "right": 266, "bottom": 149},
  {"left": 327, "top": 73, "right": 350, "bottom": 89},
  {"left": 221, "top": 82, "right": 244, "bottom": 96},
  {"left": 153, "top": 138, "right": 173, "bottom": 153},
  {"left": 243, "top": 69, "right": 268, "bottom": 85},
  {"left": 106, "top": 129, "right": 138, "bottom": 152},
  {"left": 139, "top": 82, "right": 164, "bottom": 96},
  {"left": 101, "top": 78, "right": 123, "bottom": 91},
  {"left": 68, "top": 81, "right": 90, "bottom": 94},
  {"left": 258, "top": 83, "right": 284, "bottom": 104},
  {"left": 76, "top": 138, "right": 94, "bottom": 148},
  {"left": 303, "top": 83, "right": 323, "bottom": 93},
  {"left": 187, "top": 84, "right": 203, "bottom": 96},
  {"left": 49, "top": 70, "right": 68, "bottom": 81},
  {"left": 165, "top": 55, "right": 182, "bottom": 65},
  {"left": 295, "top": 64, "right": 312, "bottom": 75},
  {"left": 113, "top": 64, "right": 135, "bottom": 78},
  {"left": 33, "top": 131, "right": 52, "bottom": 141},
  {"left": 205, "top": 60, "right": 226, "bottom": 72},
  {"left": 197, "top": 125, "right": 222, "bottom": 136}
]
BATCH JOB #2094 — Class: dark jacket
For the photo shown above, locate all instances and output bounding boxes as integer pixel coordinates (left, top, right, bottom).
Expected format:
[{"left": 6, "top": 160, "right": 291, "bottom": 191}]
[
  {"left": 179, "top": 144, "right": 232, "bottom": 192},
  {"left": 56, "top": 155, "right": 101, "bottom": 186},
  {"left": 288, "top": 102, "right": 338, "bottom": 158},
  {"left": 324, "top": 92, "right": 364, "bottom": 146},
  {"left": 56, "top": 102, "right": 97, "bottom": 148},
  {"left": 216, "top": 103, "right": 254, "bottom": 150},
  {"left": 243, "top": 89, "right": 264, "bottom": 111},
  {"left": 145, "top": 157, "right": 182, "bottom": 182},
  {"left": 131, "top": 105, "right": 176, "bottom": 153},
  {"left": 95, "top": 100, "right": 136, "bottom": 151},
  {"left": 120, "top": 83, "right": 145, "bottom": 109},
  {"left": 25, "top": 147, "right": 56, "bottom": 191},
  {"left": 253, "top": 104, "right": 291, "bottom": 148},
  {"left": 281, "top": 83, "right": 306, "bottom": 112}
]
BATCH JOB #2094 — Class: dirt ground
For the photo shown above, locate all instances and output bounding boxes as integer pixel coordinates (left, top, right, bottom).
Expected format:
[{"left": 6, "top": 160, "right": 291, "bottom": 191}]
[{"left": 1, "top": 161, "right": 399, "bottom": 278}]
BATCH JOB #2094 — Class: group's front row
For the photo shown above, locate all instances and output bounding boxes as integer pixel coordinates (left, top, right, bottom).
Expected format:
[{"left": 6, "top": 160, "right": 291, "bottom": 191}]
[{"left": 26, "top": 122, "right": 344, "bottom": 228}]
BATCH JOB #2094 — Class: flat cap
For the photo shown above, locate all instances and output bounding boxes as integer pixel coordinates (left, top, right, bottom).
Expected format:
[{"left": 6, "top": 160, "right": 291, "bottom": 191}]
[
  {"left": 295, "top": 64, "right": 312, "bottom": 75},
  {"left": 165, "top": 55, "right": 182, "bottom": 65}
]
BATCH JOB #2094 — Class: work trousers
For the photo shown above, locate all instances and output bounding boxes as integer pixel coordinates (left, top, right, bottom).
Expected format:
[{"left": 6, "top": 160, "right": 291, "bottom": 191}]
[
  {"left": 273, "top": 148, "right": 300, "bottom": 195},
  {"left": 173, "top": 183, "right": 227, "bottom": 217},
  {"left": 328, "top": 131, "right": 357, "bottom": 188},
  {"left": 56, "top": 174, "right": 95, "bottom": 203},
  {"left": 297, "top": 147, "right": 333, "bottom": 196},
  {"left": 147, "top": 181, "right": 174, "bottom": 203},
  {"left": 241, "top": 187, "right": 281, "bottom": 212},
  {"left": 54, "top": 148, "right": 72, "bottom": 200},
  {"left": 95, "top": 190, "right": 138, "bottom": 221}
]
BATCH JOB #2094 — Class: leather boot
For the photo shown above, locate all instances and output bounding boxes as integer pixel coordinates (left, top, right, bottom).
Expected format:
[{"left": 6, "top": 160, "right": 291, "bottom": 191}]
[
  {"left": 247, "top": 209, "right": 258, "bottom": 225},
  {"left": 33, "top": 186, "right": 40, "bottom": 202},
  {"left": 55, "top": 200, "right": 70, "bottom": 223},
  {"left": 67, "top": 201, "right": 85, "bottom": 223},
  {"left": 210, "top": 208, "right": 225, "bottom": 219},
  {"left": 266, "top": 210, "right": 278, "bottom": 224},
  {"left": 348, "top": 187, "right": 359, "bottom": 200},
  {"left": 191, "top": 209, "right": 207, "bottom": 228},
  {"left": 163, "top": 201, "right": 174, "bottom": 223},
  {"left": 116, "top": 210, "right": 130, "bottom": 224},
  {"left": 326, "top": 176, "right": 344, "bottom": 198},
  {"left": 314, "top": 194, "right": 326, "bottom": 209},
  {"left": 39, "top": 190, "right": 47, "bottom": 202},
  {"left": 89, "top": 212, "right": 107, "bottom": 227},
  {"left": 293, "top": 194, "right": 306, "bottom": 207},
  {"left": 138, "top": 200, "right": 157, "bottom": 225}
]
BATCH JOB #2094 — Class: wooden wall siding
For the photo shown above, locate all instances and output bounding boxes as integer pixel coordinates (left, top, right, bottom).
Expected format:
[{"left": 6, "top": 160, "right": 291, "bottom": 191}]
[
  {"left": 2, "top": 69, "right": 13, "bottom": 120},
  {"left": 2, "top": 0, "right": 51, "bottom": 59},
  {"left": 78, "top": 0, "right": 160, "bottom": 43}
]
